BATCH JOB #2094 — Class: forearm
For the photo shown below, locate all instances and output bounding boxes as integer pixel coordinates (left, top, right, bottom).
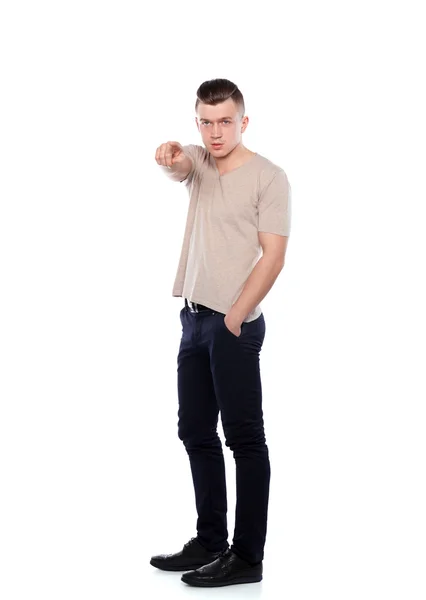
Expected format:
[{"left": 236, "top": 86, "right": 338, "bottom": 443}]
[{"left": 228, "top": 256, "right": 284, "bottom": 323}]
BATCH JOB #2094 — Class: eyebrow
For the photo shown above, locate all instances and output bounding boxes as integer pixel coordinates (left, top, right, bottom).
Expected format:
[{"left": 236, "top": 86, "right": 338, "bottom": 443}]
[{"left": 199, "top": 116, "right": 233, "bottom": 121}]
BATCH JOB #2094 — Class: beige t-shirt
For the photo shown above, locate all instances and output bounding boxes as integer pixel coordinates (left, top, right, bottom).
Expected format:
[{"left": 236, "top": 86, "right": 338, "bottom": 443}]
[{"left": 159, "top": 144, "right": 291, "bottom": 322}]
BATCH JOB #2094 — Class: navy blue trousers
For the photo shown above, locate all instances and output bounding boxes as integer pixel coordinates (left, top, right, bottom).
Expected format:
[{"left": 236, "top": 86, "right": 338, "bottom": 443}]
[{"left": 177, "top": 302, "right": 270, "bottom": 565}]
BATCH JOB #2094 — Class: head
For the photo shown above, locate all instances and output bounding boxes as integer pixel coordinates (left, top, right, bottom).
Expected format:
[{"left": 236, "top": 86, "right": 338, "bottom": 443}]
[{"left": 195, "top": 79, "right": 248, "bottom": 156}]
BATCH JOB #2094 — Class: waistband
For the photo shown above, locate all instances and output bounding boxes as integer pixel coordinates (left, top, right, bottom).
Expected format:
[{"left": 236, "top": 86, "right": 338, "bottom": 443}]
[{"left": 185, "top": 298, "right": 215, "bottom": 313}]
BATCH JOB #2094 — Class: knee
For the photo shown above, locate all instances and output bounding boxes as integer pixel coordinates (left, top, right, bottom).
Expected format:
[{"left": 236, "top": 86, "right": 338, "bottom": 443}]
[
  {"left": 223, "top": 423, "right": 267, "bottom": 455},
  {"left": 178, "top": 425, "right": 222, "bottom": 452}
]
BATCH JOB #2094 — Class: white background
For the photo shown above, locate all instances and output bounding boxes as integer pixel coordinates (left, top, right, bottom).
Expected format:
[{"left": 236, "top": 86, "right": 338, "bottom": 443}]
[{"left": 1, "top": 1, "right": 425, "bottom": 599}]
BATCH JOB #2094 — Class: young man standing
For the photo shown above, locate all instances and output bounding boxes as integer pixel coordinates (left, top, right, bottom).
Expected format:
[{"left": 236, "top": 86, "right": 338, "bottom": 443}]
[{"left": 151, "top": 78, "right": 291, "bottom": 587}]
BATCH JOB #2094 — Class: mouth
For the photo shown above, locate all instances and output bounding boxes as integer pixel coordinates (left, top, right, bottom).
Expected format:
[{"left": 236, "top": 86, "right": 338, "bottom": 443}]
[{"left": 211, "top": 143, "right": 223, "bottom": 148}]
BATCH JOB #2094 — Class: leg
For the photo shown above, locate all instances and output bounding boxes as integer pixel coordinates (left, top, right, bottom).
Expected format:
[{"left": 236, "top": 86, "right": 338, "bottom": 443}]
[
  {"left": 177, "top": 307, "right": 228, "bottom": 552},
  {"left": 209, "top": 312, "right": 270, "bottom": 565}
]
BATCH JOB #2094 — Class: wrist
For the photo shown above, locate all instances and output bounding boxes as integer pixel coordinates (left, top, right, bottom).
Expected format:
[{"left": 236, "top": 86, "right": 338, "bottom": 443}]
[{"left": 228, "top": 305, "right": 245, "bottom": 324}]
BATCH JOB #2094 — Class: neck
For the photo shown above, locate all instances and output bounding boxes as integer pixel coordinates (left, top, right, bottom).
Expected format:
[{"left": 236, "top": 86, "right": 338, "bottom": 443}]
[{"left": 213, "top": 143, "right": 254, "bottom": 169}]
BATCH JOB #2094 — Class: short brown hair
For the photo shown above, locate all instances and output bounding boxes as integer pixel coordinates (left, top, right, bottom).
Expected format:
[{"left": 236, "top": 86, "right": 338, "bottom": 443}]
[{"left": 195, "top": 79, "right": 245, "bottom": 118}]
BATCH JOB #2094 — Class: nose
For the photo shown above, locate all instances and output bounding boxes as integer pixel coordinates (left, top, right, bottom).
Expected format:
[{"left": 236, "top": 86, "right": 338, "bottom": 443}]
[{"left": 211, "top": 123, "right": 222, "bottom": 138}]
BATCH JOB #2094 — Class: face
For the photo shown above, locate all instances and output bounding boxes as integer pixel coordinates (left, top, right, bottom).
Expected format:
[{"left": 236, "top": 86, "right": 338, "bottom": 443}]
[{"left": 195, "top": 98, "right": 249, "bottom": 156}]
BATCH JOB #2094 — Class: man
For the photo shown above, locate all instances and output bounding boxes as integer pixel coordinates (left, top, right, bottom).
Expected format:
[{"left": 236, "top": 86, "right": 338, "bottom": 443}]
[{"left": 150, "top": 78, "right": 291, "bottom": 587}]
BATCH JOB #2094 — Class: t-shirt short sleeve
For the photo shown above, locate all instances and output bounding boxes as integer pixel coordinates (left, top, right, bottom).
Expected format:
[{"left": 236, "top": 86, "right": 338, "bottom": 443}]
[
  {"left": 257, "top": 169, "right": 292, "bottom": 236},
  {"left": 179, "top": 144, "right": 206, "bottom": 185}
]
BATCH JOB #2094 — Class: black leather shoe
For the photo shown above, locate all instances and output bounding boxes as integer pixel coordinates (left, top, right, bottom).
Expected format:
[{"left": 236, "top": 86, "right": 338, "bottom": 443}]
[
  {"left": 150, "top": 537, "right": 228, "bottom": 572},
  {"left": 181, "top": 548, "right": 263, "bottom": 587}
]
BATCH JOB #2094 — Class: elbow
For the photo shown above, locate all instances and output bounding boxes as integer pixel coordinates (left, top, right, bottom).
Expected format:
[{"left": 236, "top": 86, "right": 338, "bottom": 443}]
[{"left": 263, "top": 254, "right": 285, "bottom": 273}]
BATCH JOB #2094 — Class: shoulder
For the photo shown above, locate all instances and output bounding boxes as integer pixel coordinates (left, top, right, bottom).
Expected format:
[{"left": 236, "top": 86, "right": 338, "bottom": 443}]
[
  {"left": 254, "top": 153, "right": 290, "bottom": 190},
  {"left": 182, "top": 144, "right": 210, "bottom": 167}
]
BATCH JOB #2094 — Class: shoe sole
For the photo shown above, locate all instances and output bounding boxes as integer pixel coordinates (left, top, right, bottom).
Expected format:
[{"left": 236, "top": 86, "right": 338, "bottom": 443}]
[
  {"left": 181, "top": 574, "right": 263, "bottom": 587},
  {"left": 150, "top": 559, "right": 212, "bottom": 572}
]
